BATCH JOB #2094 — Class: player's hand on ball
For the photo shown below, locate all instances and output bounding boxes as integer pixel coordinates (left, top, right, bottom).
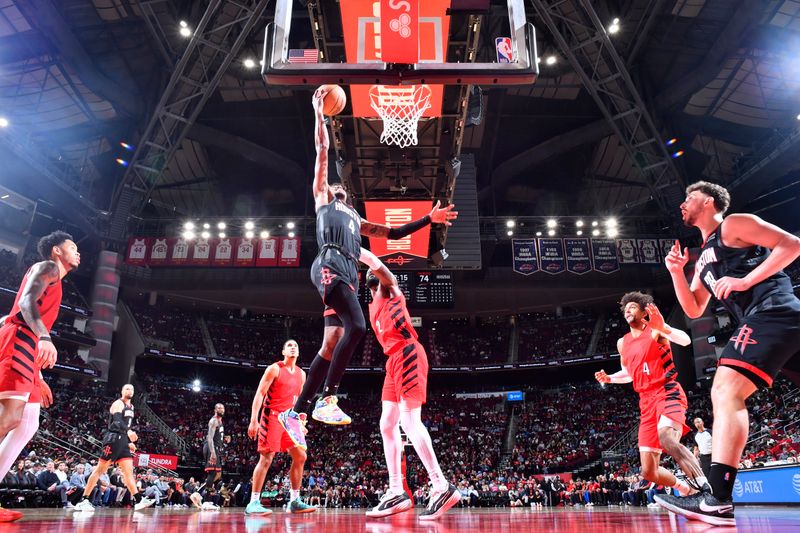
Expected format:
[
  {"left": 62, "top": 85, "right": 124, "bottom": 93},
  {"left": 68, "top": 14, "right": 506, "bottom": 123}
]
[
  {"left": 594, "top": 370, "right": 611, "bottom": 384},
  {"left": 127, "top": 430, "right": 138, "bottom": 442},
  {"left": 40, "top": 379, "right": 53, "bottom": 408},
  {"left": 664, "top": 240, "right": 689, "bottom": 274},
  {"left": 247, "top": 420, "right": 258, "bottom": 440},
  {"left": 429, "top": 201, "right": 458, "bottom": 226}
]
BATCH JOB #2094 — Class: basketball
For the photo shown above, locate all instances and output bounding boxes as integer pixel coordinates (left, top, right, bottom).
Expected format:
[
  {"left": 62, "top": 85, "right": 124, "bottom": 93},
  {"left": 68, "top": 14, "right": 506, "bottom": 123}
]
[{"left": 320, "top": 84, "right": 346, "bottom": 116}]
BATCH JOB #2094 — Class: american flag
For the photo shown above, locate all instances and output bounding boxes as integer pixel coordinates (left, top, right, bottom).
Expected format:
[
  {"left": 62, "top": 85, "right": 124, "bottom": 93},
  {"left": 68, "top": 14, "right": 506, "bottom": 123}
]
[{"left": 287, "top": 49, "right": 319, "bottom": 63}]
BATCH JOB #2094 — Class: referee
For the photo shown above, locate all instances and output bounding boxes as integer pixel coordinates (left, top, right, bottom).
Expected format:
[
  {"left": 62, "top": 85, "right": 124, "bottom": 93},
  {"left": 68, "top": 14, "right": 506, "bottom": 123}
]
[{"left": 693, "top": 418, "right": 712, "bottom": 478}]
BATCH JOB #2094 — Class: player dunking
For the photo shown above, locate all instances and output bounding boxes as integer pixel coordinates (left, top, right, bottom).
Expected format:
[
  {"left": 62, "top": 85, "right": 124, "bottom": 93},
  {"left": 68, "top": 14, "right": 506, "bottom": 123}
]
[
  {"left": 655, "top": 181, "right": 800, "bottom": 525},
  {"left": 279, "top": 87, "right": 457, "bottom": 449},
  {"left": 74, "top": 384, "right": 155, "bottom": 511},
  {"left": 595, "top": 293, "right": 707, "bottom": 501},
  {"left": 0, "top": 231, "right": 78, "bottom": 522},
  {"left": 360, "top": 248, "right": 460, "bottom": 520},
  {"left": 245, "top": 340, "right": 315, "bottom": 516},
  {"left": 203, "top": 403, "right": 226, "bottom": 493}
]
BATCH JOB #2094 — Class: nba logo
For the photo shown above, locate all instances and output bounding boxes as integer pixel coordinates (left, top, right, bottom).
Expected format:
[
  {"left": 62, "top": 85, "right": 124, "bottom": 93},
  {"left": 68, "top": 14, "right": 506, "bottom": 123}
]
[{"left": 496, "top": 37, "right": 513, "bottom": 63}]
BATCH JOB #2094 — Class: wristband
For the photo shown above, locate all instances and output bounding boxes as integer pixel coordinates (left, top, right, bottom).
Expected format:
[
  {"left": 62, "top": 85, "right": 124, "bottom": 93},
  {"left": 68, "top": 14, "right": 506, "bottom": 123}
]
[{"left": 39, "top": 336, "right": 52, "bottom": 343}]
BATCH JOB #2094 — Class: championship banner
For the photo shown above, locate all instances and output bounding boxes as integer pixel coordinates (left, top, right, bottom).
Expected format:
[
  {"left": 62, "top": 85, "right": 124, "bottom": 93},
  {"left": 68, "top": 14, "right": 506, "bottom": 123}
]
[
  {"left": 339, "top": 0, "right": 450, "bottom": 118},
  {"left": 659, "top": 239, "right": 675, "bottom": 262},
  {"left": 135, "top": 453, "right": 178, "bottom": 470},
  {"left": 512, "top": 239, "right": 538, "bottom": 275},
  {"left": 537, "top": 238, "right": 566, "bottom": 275},
  {"left": 234, "top": 237, "right": 256, "bottom": 267},
  {"left": 212, "top": 238, "right": 234, "bottom": 266},
  {"left": 190, "top": 237, "right": 212, "bottom": 265},
  {"left": 126, "top": 237, "right": 149, "bottom": 265},
  {"left": 564, "top": 238, "right": 591, "bottom": 275},
  {"left": 255, "top": 237, "right": 278, "bottom": 267},
  {"left": 364, "top": 201, "right": 431, "bottom": 269},
  {"left": 637, "top": 238, "right": 660, "bottom": 264},
  {"left": 617, "top": 238, "right": 639, "bottom": 264},
  {"left": 168, "top": 237, "right": 190, "bottom": 265},
  {"left": 149, "top": 238, "right": 169, "bottom": 266},
  {"left": 278, "top": 237, "right": 301, "bottom": 267},
  {"left": 590, "top": 238, "right": 620, "bottom": 274}
]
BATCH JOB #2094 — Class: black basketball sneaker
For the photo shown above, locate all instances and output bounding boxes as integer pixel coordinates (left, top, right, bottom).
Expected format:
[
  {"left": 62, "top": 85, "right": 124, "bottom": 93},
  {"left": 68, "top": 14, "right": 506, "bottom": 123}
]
[
  {"left": 655, "top": 491, "right": 735, "bottom": 526},
  {"left": 419, "top": 483, "right": 461, "bottom": 521}
]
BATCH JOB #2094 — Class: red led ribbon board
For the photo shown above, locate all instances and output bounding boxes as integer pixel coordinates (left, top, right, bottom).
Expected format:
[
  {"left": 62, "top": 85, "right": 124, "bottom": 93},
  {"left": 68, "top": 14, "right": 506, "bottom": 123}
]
[{"left": 364, "top": 201, "right": 431, "bottom": 269}]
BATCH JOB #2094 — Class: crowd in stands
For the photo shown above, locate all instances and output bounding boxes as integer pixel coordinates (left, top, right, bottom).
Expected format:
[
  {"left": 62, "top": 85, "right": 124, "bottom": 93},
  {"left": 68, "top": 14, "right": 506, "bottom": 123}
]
[
  {"left": 128, "top": 303, "right": 207, "bottom": 355},
  {"left": 517, "top": 311, "right": 595, "bottom": 362},
  {"left": 0, "top": 249, "right": 89, "bottom": 310}
]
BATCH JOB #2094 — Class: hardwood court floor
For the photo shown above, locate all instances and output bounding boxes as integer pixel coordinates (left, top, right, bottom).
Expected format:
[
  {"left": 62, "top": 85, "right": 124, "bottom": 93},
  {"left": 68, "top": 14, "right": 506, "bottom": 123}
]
[{"left": 3, "top": 505, "right": 800, "bottom": 532}]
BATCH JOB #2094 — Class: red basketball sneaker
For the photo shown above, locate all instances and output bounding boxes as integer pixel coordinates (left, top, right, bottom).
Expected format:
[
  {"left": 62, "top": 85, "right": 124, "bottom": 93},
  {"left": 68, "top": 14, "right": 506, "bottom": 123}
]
[{"left": 0, "top": 507, "right": 23, "bottom": 522}]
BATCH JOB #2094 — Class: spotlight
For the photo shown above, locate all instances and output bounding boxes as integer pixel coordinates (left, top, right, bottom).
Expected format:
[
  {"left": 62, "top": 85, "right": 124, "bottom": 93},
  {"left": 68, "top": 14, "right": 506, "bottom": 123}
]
[
  {"left": 666, "top": 138, "right": 678, "bottom": 146},
  {"left": 547, "top": 229, "right": 556, "bottom": 236},
  {"left": 535, "top": 231, "right": 542, "bottom": 237},
  {"left": 286, "top": 221, "right": 296, "bottom": 229},
  {"left": 219, "top": 232, "right": 226, "bottom": 239},
  {"left": 591, "top": 221, "right": 599, "bottom": 227},
  {"left": 288, "top": 231, "right": 296, "bottom": 238},
  {"left": 183, "top": 221, "right": 195, "bottom": 230},
  {"left": 671, "top": 150, "right": 685, "bottom": 158},
  {"left": 115, "top": 158, "right": 129, "bottom": 166},
  {"left": 608, "top": 18, "right": 620, "bottom": 34},
  {"left": 180, "top": 21, "right": 189, "bottom": 28},
  {"left": 244, "top": 221, "right": 255, "bottom": 230},
  {"left": 182, "top": 230, "right": 195, "bottom": 240},
  {"left": 119, "top": 141, "right": 134, "bottom": 151},
  {"left": 605, "top": 218, "right": 617, "bottom": 228},
  {"left": 507, "top": 230, "right": 514, "bottom": 236},
  {"left": 260, "top": 230, "right": 269, "bottom": 239},
  {"left": 201, "top": 231, "right": 210, "bottom": 239},
  {"left": 179, "top": 20, "right": 191, "bottom": 37},
  {"left": 202, "top": 223, "right": 210, "bottom": 229},
  {"left": 0, "top": 117, "right": 8, "bottom": 128},
  {"left": 545, "top": 55, "right": 557, "bottom": 66},
  {"left": 0, "top": 194, "right": 8, "bottom": 200},
  {"left": 506, "top": 220, "right": 515, "bottom": 228},
  {"left": 546, "top": 219, "right": 557, "bottom": 228},
  {"left": 796, "top": 113, "right": 799, "bottom": 121},
  {"left": 577, "top": 230, "right": 583, "bottom": 236},
  {"left": 592, "top": 229, "right": 600, "bottom": 237},
  {"left": 608, "top": 228, "right": 619, "bottom": 238},
  {"left": 245, "top": 230, "right": 254, "bottom": 239},
  {"left": 576, "top": 220, "right": 584, "bottom": 228},
  {"left": 217, "top": 222, "right": 226, "bottom": 230},
  {"left": 243, "top": 58, "right": 256, "bottom": 69}
]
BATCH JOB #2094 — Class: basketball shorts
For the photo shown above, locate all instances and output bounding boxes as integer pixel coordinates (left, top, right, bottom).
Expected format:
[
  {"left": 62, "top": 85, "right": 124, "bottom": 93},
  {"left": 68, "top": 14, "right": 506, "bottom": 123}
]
[
  {"left": 719, "top": 302, "right": 800, "bottom": 389},
  {"left": 323, "top": 306, "right": 343, "bottom": 328},
  {"left": 0, "top": 323, "right": 39, "bottom": 402},
  {"left": 258, "top": 412, "right": 296, "bottom": 454},
  {"left": 638, "top": 381, "right": 689, "bottom": 453},
  {"left": 203, "top": 443, "right": 223, "bottom": 472},
  {"left": 311, "top": 251, "right": 358, "bottom": 304},
  {"left": 100, "top": 432, "right": 133, "bottom": 463},
  {"left": 382, "top": 342, "right": 428, "bottom": 405}
]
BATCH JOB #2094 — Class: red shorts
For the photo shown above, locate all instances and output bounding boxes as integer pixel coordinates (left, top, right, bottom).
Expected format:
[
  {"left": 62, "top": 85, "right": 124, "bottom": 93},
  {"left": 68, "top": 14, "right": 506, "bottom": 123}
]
[
  {"left": 638, "top": 382, "right": 690, "bottom": 453},
  {"left": 381, "top": 342, "right": 428, "bottom": 405},
  {"left": 258, "top": 412, "right": 297, "bottom": 454},
  {"left": 0, "top": 324, "right": 39, "bottom": 403}
]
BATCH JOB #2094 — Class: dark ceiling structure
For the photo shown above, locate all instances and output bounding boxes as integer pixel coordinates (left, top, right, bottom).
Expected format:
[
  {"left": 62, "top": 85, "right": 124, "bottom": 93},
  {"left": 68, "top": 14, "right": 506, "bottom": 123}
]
[{"left": 1, "top": 0, "right": 799, "bottom": 246}]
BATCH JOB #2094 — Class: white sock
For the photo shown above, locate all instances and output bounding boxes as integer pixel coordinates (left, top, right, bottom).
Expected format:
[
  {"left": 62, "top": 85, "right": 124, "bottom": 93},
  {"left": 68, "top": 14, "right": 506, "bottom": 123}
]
[
  {"left": 672, "top": 479, "right": 691, "bottom": 495},
  {"left": 290, "top": 489, "right": 300, "bottom": 502},
  {"left": 398, "top": 402, "right": 447, "bottom": 493},
  {"left": 0, "top": 403, "right": 40, "bottom": 478},
  {"left": 695, "top": 476, "right": 708, "bottom": 487},
  {"left": 380, "top": 401, "right": 404, "bottom": 494},
  {"left": 250, "top": 490, "right": 260, "bottom": 503}
]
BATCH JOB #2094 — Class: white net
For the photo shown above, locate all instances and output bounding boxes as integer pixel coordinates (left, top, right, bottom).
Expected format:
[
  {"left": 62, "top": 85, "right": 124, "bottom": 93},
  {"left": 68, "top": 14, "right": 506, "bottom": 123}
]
[{"left": 368, "top": 85, "right": 432, "bottom": 148}]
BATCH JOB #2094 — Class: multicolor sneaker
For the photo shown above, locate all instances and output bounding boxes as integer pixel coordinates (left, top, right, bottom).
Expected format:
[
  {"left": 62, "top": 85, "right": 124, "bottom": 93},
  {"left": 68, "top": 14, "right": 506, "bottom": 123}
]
[
  {"left": 311, "top": 396, "right": 352, "bottom": 425},
  {"left": 278, "top": 410, "right": 308, "bottom": 450},
  {"left": 654, "top": 491, "right": 735, "bottom": 526},
  {"left": 419, "top": 484, "right": 461, "bottom": 520},
  {"left": 366, "top": 490, "right": 413, "bottom": 517},
  {"left": 288, "top": 499, "right": 316, "bottom": 514},
  {"left": 245, "top": 500, "right": 273, "bottom": 516}
]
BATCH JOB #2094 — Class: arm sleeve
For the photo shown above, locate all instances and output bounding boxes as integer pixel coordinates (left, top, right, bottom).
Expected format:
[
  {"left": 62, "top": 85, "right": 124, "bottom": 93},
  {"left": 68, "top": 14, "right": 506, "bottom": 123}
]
[{"left": 386, "top": 215, "right": 431, "bottom": 239}]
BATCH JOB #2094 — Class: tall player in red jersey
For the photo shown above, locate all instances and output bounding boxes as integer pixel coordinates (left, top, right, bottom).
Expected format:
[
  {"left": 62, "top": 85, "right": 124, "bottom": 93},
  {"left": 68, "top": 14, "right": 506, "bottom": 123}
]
[
  {"left": 360, "top": 248, "right": 460, "bottom": 520},
  {"left": 245, "top": 340, "right": 315, "bottom": 516},
  {"left": 595, "top": 292, "right": 707, "bottom": 500},
  {"left": 0, "top": 231, "right": 79, "bottom": 522}
]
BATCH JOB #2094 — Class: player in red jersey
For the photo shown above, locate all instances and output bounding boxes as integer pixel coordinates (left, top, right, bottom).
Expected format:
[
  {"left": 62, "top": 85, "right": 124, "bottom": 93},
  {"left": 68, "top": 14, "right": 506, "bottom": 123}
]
[
  {"left": 245, "top": 340, "right": 315, "bottom": 516},
  {"left": 0, "top": 231, "right": 79, "bottom": 522},
  {"left": 360, "top": 248, "right": 460, "bottom": 520},
  {"left": 595, "top": 292, "right": 707, "bottom": 500}
]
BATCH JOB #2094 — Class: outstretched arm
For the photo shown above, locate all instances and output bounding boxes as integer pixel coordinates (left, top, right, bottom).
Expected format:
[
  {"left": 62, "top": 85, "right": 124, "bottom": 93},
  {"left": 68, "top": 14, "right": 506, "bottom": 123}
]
[
  {"left": 360, "top": 248, "right": 401, "bottom": 296},
  {"left": 312, "top": 88, "right": 332, "bottom": 211},
  {"left": 360, "top": 201, "right": 458, "bottom": 238},
  {"left": 595, "top": 339, "right": 633, "bottom": 384}
]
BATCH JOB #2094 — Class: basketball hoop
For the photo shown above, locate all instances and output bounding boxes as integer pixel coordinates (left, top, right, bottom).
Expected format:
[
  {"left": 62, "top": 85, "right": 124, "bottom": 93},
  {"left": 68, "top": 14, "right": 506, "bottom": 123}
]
[{"left": 368, "top": 85, "right": 432, "bottom": 148}]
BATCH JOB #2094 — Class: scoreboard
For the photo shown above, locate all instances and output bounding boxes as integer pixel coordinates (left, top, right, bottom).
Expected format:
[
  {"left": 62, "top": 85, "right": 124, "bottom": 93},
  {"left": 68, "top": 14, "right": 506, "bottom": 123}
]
[{"left": 359, "top": 271, "right": 454, "bottom": 308}]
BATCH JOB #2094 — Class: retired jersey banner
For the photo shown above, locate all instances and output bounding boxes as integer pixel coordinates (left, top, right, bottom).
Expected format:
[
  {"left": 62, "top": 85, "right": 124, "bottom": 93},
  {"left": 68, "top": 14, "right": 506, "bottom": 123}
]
[
  {"left": 637, "top": 238, "right": 660, "bottom": 264},
  {"left": 255, "top": 237, "right": 278, "bottom": 267},
  {"left": 659, "top": 239, "right": 675, "bottom": 262},
  {"left": 126, "top": 238, "right": 149, "bottom": 265},
  {"left": 564, "top": 238, "right": 591, "bottom": 275},
  {"left": 278, "top": 237, "right": 301, "bottom": 267},
  {"left": 149, "top": 238, "right": 169, "bottom": 265},
  {"left": 512, "top": 239, "right": 538, "bottom": 275},
  {"left": 212, "top": 238, "right": 234, "bottom": 266},
  {"left": 538, "top": 238, "right": 566, "bottom": 275},
  {"left": 168, "top": 238, "right": 190, "bottom": 265},
  {"left": 591, "top": 239, "right": 619, "bottom": 274},
  {"left": 190, "top": 237, "right": 212, "bottom": 265},
  {"left": 339, "top": 0, "right": 450, "bottom": 118},
  {"left": 617, "top": 238, "right": 638, "bottom": 264},
  {"left": 234, "top": 238, "right": 256, "bottom": 267},
  {"left": 364, "top": 201, "right": 431, "bottom": 269}
]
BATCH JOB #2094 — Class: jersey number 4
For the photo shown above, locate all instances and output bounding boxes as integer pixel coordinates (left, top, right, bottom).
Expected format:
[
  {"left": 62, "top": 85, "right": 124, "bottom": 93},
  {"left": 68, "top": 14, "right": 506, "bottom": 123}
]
[
  {"left": 348, "top": 220, "right": 356, "bottom": 234},
  {"left": 642, "top": 362, "right": 650, "bottom": 376}
]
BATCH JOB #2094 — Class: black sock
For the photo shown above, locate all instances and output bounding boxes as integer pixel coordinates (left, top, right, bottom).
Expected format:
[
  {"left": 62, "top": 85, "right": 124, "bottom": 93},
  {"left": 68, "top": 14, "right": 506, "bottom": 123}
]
[
  {"left": 134, "top": 492, "right": 143, "bottom": 503},
  {"left": 293, "top": 353, "right": 330, "bottom": 414},
  {"left": 205, "top": 472, "right": 216, "bottom": 490},
  {"left": 321, "top": 284, "right": 366, "bottom": 394},
  {"left": 709, "top": 462, "right": 738, "bottom": 501},
  {"left": 81, "top": 495, "right": 90, "bottom": 501}
]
